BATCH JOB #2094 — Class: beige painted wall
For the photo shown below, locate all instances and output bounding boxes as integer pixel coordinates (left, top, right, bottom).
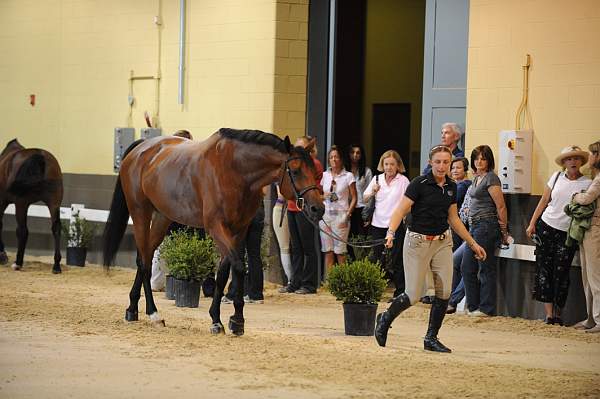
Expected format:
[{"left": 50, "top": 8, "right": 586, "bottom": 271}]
[
  {"left": 0, "top": 0, "right": 308, "bottom": 175},
  {"left": 363, "top": 0, "right": 425, "bottom": 177},
  {"left": 466, "top": 0, "right": 599, "bottom": 194}
]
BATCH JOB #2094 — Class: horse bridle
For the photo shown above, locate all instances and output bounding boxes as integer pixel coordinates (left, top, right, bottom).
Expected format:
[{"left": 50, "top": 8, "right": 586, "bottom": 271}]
[
  {"left": 280, "top": 156, "right": 386, "bottom": 249},
  {"left": 280, "top": 156, "right": 320, "bottom": 211}
]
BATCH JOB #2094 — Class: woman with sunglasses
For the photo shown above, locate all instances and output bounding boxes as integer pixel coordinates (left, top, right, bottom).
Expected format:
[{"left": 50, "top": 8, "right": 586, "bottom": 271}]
[
  {"left": 363, "top": 150, "right": 410, "bottom": 297},
  {"left": 319, "top": 146, "right": 357, "bottom": 275},
  {"left": 572, "top": 141, "right": 600, "bottom": 333},
  {"left": 375, "top": 145, "right": 486, "bottom": 352},
  {"left": 526, "top": 145, "right": 591, "bottom": 325}
]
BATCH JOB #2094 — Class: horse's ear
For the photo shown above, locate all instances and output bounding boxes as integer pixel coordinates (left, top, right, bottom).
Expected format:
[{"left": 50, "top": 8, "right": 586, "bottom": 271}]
[
  {"left": 283, "top": 136, "right": 292, "bottom": 153},
  {"left": 305, "top": 137, "right": 316, "bottom": 153}
]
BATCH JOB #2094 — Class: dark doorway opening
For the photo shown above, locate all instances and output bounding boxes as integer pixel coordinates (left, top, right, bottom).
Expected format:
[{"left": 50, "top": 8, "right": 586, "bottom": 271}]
[
  {"left": 371, "top": 103, "right": 411, "bottom": 171},
  {"left": 327, "top": 0, "right": 425, "bottom": 178},
  {"left": 331, "top": 0, "right": 366, "bottom": 154}
]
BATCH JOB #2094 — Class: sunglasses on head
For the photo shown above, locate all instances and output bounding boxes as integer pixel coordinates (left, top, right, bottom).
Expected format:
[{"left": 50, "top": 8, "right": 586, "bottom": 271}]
[{"left": 329, "top": 179, "right": 338, "bottom": 202}]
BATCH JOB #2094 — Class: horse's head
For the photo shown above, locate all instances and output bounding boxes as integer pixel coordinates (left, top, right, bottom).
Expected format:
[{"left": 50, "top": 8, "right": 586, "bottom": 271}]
[{"left": 280, "top": 136, "right": 325, "bottom": 222}]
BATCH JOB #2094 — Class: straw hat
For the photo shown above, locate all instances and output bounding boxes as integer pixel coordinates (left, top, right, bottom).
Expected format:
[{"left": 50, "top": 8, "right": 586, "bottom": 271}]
[{"left": 555, "top": 145, "right": 589, "bottom": 166}]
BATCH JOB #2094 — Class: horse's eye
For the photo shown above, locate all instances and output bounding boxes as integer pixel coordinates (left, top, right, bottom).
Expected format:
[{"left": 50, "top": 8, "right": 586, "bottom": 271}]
[{"left": 291, "top": 169, "right": 301, "bottom": 177}]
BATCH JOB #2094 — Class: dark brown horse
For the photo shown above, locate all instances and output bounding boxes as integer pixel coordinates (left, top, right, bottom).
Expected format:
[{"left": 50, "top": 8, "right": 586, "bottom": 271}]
[
  {"left": 103, "top": 128, "right": 324, "bottom": 334},
  {"left": 0, "top": 139, "right": 63, "bottom": 273}
]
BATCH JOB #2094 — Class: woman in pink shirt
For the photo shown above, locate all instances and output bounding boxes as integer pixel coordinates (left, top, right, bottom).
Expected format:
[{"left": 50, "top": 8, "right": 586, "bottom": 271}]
[{"left": 363, "top": 150, "right": 410, "bottom": 297}]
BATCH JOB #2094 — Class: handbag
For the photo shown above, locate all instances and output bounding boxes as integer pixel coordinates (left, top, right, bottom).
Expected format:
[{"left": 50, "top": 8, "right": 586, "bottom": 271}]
[{"left": 361, "top": 174, "right": 379, "bottom": 223}]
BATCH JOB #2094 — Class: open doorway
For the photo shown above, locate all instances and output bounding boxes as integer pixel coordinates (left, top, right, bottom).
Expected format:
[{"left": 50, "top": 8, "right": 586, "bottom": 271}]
[{"left": 332, "top": 0, "right": 426, "bottom": 177}]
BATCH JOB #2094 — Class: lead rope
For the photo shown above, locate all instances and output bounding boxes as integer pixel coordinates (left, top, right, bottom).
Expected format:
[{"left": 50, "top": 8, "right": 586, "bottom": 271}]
[{"left": 298, "top": 209, "right": 386, "bottom": 248}]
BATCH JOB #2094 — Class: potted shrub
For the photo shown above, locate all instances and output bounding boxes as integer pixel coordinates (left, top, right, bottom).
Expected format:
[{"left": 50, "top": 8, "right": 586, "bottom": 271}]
[
  {"left": 160, "top": 229, "right": 218, "bottom": 308},
  {"left": 62, "top": 211, "right": 95, "bottom": 267},
  {"left": 328, "top": 258, "right": 387, "bottom": 336}
]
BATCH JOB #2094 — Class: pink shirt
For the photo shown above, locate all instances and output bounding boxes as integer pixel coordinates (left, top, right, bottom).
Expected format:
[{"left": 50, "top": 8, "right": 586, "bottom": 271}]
[{"left": 363, "top": 173, "right": 410, "bottom": 228}]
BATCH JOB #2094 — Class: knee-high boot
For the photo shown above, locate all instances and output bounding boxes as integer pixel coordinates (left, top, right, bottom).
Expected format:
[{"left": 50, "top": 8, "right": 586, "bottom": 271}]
[
  {"left": 374, "top": 293, "right": 411, "bottom": 347},
  {"left": 424, "top": 297, "right": 451, "bottom": 353}
]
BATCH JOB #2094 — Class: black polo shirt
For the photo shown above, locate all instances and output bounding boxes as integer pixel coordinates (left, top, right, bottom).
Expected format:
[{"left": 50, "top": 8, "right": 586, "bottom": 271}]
[{"left": 404, "top": 172, "right": 457, "bottom": 235}]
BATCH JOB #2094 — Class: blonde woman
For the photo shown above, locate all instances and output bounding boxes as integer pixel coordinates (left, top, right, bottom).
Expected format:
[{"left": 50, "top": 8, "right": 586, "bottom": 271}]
[
  {"left": 363, "top": 150, "right": 410, "bottom": 297},
  {"left": 573, "top": 141, "right": 600, "bottom": 333}
]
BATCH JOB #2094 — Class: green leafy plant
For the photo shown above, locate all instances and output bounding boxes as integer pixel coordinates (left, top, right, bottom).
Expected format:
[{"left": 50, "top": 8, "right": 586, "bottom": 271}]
[
  {"left": 160, "top": 229, "right": 218, "bottom": 281},
  {"left": 327, "top": 258, "right": 387, "bottom": 304},
  {"left": 348, "top": 234, "right": 373, "bottom": 261},
  {"left": 61, "top": 211, "right": 96, "bottom": 248}
]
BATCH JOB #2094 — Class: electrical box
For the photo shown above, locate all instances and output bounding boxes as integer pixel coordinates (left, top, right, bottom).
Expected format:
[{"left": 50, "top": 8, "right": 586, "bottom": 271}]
[
  {"left": 498, "top": 130, "right": 533, "bottom": 194},
  {"left": 141, "top": 127, "right": 162, "bottom": 139},
  {"left": 114, "top": 127, "right": 135, "bottom": 172}
]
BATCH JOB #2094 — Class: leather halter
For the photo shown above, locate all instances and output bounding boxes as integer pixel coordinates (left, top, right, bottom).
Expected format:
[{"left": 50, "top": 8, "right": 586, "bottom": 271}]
[{"left": 279, "top": 156, "right": 319, "bottom": 211}]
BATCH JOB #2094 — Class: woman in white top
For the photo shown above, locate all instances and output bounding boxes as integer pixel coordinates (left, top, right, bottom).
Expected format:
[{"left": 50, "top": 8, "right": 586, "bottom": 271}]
[
  {"left": 526, "top": 145, "right": 591, "bottom": 325},
  {"left": 363, "top": 150, "right": 410, "bottom": 297},
  {"left": 319, "top": 146, "right": 357, "bottom": 275}
]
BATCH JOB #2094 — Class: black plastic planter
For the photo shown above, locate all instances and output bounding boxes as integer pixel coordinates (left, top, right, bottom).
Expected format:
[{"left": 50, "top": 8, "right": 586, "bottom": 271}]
[
  {"left": 165, "top": 275, "right": 175, "bottom": 300},
  {"left": 66, "top": 247, "right": 87, "bottom": 267},
  {"left": 342, "top": 303, "right": 378, "bottom": 336},
  {"left": 174, "top": 278, "right": 201, "bottom": 308}
]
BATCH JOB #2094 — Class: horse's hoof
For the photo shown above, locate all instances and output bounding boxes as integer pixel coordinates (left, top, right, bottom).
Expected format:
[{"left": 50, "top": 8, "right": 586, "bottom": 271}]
[
  {"left": 11, "top": 263, "right": 22, "bottom": 271},
  {"left": 210, "top": 322, "right": 225, "bottom": 335},
  {"left": 151, "top": 319, "right": 166, "bottom": 328},
  {"left": 125, "top": 310, "right": 139, "bottom": 322},
  {"left": 228, "top": 317, "right": 245, "bottom": 336},
  {"left": 0, "top": 252, "right": 8, "bottom": 265},
  {"left": 52, "top": 267, "right": 62, "bottom": 274}
]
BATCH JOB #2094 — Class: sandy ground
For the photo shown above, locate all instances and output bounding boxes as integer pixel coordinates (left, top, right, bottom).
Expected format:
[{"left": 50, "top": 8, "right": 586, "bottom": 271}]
[{"left": 0, "top": 254, "right": 599, "bottom": 399}]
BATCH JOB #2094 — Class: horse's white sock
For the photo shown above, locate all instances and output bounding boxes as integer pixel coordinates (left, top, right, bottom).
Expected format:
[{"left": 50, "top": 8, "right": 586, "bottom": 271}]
[{"left": 149, "top": 312, "right": 162, "bottom": 322}]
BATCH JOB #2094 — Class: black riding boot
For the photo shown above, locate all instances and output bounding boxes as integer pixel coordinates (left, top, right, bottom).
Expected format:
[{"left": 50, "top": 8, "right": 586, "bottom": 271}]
[
  {"left": 424, "top": 297, "right": 451, "bottom": 353},
  {"left": 375, "top": 293, "right": 411, "bottom": 347}
]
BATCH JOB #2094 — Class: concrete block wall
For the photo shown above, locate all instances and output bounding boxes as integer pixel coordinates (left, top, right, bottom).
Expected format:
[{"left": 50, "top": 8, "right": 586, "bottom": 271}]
[
  {"left": 273, "top": 0, "right": 309, "bottom": 140},
  {"left": 0, "top": 0, "right": 309, "bottom": 176},
  {"left": 466, "top": 0, "right": 599, "bottom": 194}
]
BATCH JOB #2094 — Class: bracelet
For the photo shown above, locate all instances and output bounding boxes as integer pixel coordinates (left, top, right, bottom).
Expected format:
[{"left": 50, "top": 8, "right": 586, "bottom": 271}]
[
  {"left": 468, "top": 241, "right": 476, "bottom": 248},
  {"left": 387, "top": 229, "right": 395, "bottom": 237}
]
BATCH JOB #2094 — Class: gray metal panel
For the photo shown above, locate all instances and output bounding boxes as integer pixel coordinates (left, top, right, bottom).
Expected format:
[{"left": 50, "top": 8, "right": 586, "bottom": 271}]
[
  {"left": 421, "top": 0, "right": 469, "bottom": 166},
  {"left": 432, "top": 1, "right": 469, "bottom": 89},
  {"left": 114, "top": 127, "right": 135, "bottom": 172}
]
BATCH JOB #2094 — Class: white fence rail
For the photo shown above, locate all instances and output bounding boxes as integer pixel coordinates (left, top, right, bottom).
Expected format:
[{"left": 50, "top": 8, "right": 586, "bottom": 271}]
[
  {"left": 4, "top": 203, "right": 542, "bottom": 262},
  {"left": 5, "top": 204, "right": 133, "bottom": 225}
]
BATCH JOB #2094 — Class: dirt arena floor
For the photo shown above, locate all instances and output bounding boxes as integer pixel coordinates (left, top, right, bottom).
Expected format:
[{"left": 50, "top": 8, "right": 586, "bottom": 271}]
[{"left": 1, "top": 254, "right": 599, "bottom": 398}]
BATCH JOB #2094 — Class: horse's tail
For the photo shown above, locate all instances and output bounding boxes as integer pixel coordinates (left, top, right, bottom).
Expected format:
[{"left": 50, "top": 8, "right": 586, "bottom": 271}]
[
  {"left": 102, "top": 139, "right": 144, "bottom": 267},
  {"left": 9, "top": 152, "right": 46, "bottom": 196}
]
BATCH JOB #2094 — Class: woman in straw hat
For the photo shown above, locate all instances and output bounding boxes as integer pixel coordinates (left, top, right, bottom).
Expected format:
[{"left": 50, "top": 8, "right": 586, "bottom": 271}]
[
  {"left": 572, "top": 141, "right": 600, "bottom": 333},
  {"left": 526, "top": 145, "right": 591, "bottom": 325}
]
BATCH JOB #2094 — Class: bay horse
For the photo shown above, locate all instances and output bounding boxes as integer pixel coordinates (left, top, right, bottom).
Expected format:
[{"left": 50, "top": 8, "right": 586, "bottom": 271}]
[
  {"left": 103, "top": 128, "right": 324, "bottom": 334},
  {"left": 0, "top": 139, "right": 63, "bottom": 273}
]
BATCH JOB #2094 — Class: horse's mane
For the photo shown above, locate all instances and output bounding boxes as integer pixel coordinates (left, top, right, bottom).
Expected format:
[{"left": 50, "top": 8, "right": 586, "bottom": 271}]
[
  {"left": 218, "top": 128, "right": 288, "bottom": 154},
  {"left": 217, "top": 128, "right": 315, "bottom": 170}
]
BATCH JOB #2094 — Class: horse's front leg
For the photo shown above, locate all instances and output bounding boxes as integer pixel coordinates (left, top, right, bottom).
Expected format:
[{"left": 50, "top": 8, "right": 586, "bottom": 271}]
[
  {"left": 0, "top": 201, "right": 8, "bottom": 265},
  {"left": 49, "top": 206, "right": 62, "bottom": 274},
  {"left": 209, "top": 257, "right": 231, "bottom": 334},
  {"left": 229, "top": 253, "right": 246, "bottom": 336},
  {"left": 13, "top": 202, "right": 29, "bottom": 270}
]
